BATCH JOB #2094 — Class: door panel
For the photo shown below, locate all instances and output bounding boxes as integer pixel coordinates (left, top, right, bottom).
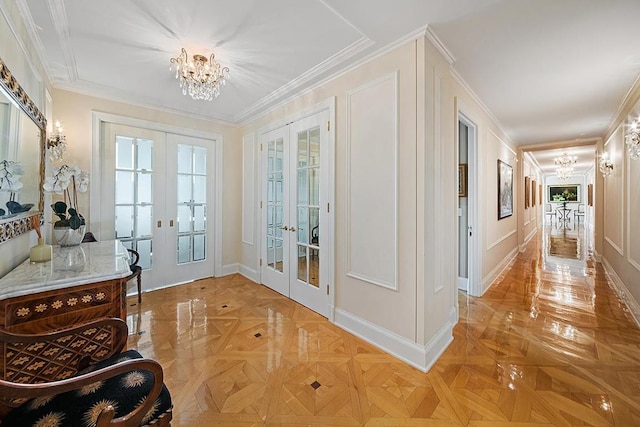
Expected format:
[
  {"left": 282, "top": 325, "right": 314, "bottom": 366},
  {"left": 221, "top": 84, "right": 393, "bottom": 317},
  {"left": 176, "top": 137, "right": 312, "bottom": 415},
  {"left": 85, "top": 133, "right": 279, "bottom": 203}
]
[
  {"left": 261, "top": 127, "right": 289, "bottom": 296},
  {"left": 102, "top": 124, "right": 216, "bottom": 293},
  {"left": 260, "top": 111, "right": 329, "bottom": 317}
]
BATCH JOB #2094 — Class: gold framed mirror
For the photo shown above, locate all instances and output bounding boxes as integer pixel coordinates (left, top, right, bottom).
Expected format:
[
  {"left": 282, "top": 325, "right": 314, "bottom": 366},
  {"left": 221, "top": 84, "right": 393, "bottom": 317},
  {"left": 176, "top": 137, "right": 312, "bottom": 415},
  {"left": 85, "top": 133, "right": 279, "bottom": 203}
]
[{"left": 0, "top": 56, "right": 46, "bottom": 244}]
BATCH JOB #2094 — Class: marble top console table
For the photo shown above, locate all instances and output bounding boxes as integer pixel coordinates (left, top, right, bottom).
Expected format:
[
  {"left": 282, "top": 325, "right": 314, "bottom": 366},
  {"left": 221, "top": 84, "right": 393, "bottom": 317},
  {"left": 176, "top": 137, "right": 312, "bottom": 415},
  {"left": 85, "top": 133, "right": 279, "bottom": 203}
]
[{"left": 0, "top": 240, "right": 130, "bottom": 333}]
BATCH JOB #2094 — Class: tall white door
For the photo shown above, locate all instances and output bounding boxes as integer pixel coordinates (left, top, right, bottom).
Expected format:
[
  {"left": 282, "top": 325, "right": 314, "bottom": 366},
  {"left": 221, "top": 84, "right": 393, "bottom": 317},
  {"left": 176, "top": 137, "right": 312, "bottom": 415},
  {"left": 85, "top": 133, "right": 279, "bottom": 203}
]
[
  {"left": 261, "top": 111, "right": 329, "bottom": 317},
  {"left": 100, "top": 123, "right": 216, "bottom": 292}
]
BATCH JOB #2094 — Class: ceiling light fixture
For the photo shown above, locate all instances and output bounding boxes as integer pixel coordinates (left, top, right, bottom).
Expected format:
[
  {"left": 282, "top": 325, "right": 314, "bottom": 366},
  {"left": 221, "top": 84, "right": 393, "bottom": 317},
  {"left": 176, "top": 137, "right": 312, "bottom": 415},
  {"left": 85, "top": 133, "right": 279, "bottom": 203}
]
[
  {"left": 599, "top": 152, "right": 613, "bottom": 177},
  {"left": 170, "top": 48, "right": 229, "bottom": 101},
  {"left": 46, "top": 120, "right": 66, "bottom": 162},
  {"left": 553, "top": 153, "right": 577, "bottom": 180},
  {"left": 626, "top": 118, "right": 640, "bottom": 160}
]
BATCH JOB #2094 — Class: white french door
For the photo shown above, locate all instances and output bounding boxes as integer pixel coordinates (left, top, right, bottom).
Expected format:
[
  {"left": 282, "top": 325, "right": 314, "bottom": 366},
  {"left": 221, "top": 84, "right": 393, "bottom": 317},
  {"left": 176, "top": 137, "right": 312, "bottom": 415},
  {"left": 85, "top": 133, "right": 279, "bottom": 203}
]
[
  {"left": 100, "top": 123, "right": 216, "bottom": 292},
  {"left": 261, "top": 111, "right": 330, "bottom": 317}
]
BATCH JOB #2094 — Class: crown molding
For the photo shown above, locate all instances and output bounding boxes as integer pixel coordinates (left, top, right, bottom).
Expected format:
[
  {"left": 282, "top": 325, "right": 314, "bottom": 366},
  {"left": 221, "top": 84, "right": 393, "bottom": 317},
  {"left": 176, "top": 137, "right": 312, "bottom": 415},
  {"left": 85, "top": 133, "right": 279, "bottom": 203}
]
[
  {"left": 237, "top": 25, "right": 430, "bottom": 126},
  {"left": 0, "top": 1, "right": 43, "bottom": 87},
  {"left": 450, "top": 68, "right": 514, "bottom": 146},
  {"left": 424, "top": 26, "right": 455, "bottom": 65},
  {"left": 53, "top": 80, "right": 238, "bottom": 127},
  {"left": 14, "top": 0, "right": 52, "bottom": 87},
  {"left": 519, "top": 137, "right": 599, "bottom": 152},
  {"left": 604, "top": 73, "right": 640, "bottom": 140},
  {"left": 233, "top": 36, "right": 374, "bottom": 123},
  {"left": 46, "top": 0, "right": 78, "bottom": 82}
]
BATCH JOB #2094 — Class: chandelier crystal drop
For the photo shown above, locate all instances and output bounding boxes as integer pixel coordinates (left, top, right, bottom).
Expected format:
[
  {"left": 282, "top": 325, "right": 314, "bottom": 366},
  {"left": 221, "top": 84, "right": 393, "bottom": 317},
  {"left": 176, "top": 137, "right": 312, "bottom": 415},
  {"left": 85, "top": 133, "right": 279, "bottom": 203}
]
[
  {"left": 170, "top": 48, "right": 229, "bottom": 101},
  {"left": 46, "top": 120, "right": 66, "bottom": 162},
  {"left": 626, "top": 119, "right": 640, "bottom": 160},
  {"left": 553, "top": 153, "right": 577, "bottom": 180}
]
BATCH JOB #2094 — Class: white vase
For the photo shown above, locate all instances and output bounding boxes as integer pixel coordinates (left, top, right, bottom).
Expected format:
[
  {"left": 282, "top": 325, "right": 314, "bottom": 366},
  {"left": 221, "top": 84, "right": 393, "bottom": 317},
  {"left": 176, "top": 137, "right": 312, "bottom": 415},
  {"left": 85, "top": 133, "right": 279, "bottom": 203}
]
[{"left": 53, "top": 224, "right": 86, "bottom": 247}]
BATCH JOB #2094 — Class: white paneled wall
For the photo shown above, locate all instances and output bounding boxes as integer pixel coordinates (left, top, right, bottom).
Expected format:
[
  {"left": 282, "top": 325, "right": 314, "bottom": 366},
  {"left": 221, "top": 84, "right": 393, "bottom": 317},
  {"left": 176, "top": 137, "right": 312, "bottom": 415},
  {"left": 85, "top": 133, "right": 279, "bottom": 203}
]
[
  {"left": 346, "top": 72, "right": 398, "bottom": 290},
  {"left": 242, "top": 133, "right": 255, "bottom": 246}
]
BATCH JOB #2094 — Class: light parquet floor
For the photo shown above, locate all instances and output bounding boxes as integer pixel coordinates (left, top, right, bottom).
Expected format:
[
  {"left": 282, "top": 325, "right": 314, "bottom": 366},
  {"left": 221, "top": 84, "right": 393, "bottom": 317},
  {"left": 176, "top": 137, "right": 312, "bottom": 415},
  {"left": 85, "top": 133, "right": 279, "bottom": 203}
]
[{"left": 126, "top": 225, "right": 640, "bottom": 426}]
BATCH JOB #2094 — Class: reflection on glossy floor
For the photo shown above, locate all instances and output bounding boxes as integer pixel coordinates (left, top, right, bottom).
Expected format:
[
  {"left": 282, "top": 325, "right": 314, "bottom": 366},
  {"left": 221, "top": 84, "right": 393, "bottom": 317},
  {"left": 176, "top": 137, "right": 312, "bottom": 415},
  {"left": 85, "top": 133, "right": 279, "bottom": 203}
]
[{"left": 126, "top": 224, "right": 640, "bottom": 426}]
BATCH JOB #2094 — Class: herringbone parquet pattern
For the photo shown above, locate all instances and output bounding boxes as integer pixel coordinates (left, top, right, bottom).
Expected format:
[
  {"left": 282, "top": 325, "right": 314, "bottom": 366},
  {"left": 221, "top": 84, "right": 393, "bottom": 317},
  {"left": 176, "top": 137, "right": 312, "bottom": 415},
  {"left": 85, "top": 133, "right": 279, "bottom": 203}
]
[{"left": 126, "top": 226, "right": 640, "bottom": 426}]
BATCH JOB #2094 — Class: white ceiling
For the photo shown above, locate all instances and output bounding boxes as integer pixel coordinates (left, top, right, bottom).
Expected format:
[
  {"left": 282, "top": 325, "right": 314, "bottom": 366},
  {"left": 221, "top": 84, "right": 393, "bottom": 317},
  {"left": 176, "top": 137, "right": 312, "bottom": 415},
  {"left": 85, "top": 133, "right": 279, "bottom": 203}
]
[{"left": 17, "top": 0, "right": 640, "bottom": 169}]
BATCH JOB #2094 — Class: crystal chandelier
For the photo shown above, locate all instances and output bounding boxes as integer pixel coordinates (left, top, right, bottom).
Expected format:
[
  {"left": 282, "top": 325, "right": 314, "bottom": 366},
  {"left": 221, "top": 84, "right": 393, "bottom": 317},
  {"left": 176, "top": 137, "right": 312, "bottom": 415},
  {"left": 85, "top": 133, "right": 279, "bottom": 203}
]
[
  {"left": 46, "top": 120, "right": 66, "bottom": 162},
  {"left": 170, "top": 48, "right": 229, "bottom": 101},
  {"left": 626, "top": 119, "right": 640, "bottom": 160},
  {"left": 554, "top": 153, "right": 577, "bottom": 180},
  {"left": 599, "top": 151, "right": 613, "bottom": 177}
]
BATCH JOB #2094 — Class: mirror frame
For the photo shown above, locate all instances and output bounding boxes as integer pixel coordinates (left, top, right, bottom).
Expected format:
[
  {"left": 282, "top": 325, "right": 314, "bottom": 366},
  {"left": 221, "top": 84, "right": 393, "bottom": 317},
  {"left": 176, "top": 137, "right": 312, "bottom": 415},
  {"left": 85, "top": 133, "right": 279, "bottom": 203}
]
[{"left": 0, "top": 56, "right": 46, "bottom": 244}]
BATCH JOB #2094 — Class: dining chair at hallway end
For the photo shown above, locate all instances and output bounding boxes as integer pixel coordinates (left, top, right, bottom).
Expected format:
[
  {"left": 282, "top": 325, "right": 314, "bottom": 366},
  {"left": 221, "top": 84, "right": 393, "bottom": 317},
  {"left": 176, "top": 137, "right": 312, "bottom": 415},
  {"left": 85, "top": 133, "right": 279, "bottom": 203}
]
[
  {"left": 127, "top": 249, "right": 143, "bottom": 303},
  {"left": 545, "top": 203, "right": 556, "bottom": 224},
  {"left": 574, "top": 203, "right": 586, "bottom": 225}
]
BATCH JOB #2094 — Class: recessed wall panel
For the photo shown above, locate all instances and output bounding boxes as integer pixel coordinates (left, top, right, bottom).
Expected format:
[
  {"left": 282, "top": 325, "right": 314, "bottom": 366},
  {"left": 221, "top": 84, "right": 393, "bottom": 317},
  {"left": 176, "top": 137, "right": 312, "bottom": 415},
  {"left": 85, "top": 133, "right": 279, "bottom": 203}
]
[
  {"left": 242, "top": 133, "right": 255, "bottom": 245},
  {"left": 604, "top": 127, "right": 624, "bottom": 255},
  {"left": 346, "top": 73, "right": 398, "bottom": 289}
]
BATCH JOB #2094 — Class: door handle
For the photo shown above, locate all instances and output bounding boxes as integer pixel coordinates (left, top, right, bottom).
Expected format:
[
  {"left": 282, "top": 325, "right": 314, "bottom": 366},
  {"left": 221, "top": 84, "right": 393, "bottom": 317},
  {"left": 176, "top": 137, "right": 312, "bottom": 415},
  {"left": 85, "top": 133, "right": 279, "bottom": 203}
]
[
  {"left": 157, "top": 220, "right": 162, "bottom": 228},
  {"left": 282, "top": 225, "right": 289, "bottom": 231},
  {"left": 170, "top": 220, "right": 174, "bottom": 227},
  {"left": 290, "top": 226, "right": 296, "bottom": 232}
]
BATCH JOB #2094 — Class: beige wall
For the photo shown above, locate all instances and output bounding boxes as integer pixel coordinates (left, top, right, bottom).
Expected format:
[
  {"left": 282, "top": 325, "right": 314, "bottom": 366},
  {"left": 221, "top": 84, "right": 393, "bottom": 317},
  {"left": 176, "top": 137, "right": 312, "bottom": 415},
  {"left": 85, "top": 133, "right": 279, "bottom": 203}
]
[
  {"left": 449, "top": 72, "right": 519, "bottom": 294},
  {"left": 51, "top": 89, "right": 242, "bottom": 270},
  {"left": 601, "top": 79, "right": 640, "bottom": 313},
  {"left": 0, "top": 3, "right": 49, "bottom": 277},
  {"left": 239, "top": 36, "right": 521, "bottom": 369}
]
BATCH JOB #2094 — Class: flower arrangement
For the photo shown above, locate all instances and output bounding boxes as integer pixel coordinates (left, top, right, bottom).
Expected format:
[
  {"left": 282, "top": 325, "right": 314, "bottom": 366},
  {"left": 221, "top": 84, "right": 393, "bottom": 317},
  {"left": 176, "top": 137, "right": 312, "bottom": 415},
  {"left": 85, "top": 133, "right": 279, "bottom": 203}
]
[
  {"left": 43, "top": 164, "right": 89, "bottom": 229},
  {"left": 0, "top": 160, "right": 24, "bottom": 195}
]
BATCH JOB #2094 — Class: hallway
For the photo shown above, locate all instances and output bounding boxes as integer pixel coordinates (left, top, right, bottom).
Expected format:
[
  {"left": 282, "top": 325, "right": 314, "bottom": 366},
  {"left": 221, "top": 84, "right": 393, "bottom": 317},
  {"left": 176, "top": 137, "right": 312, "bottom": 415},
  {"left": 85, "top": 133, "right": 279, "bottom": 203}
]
[{"left": 126, "top": 223, "right": 640, "bottom": 426}]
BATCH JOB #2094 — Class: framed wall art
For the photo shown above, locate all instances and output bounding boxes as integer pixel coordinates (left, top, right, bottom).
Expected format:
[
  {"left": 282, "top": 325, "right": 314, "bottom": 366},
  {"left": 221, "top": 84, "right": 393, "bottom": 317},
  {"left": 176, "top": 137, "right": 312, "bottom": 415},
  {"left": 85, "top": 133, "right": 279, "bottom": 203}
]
[
  {"left": 524, "top": 176, "right": 530, "bottom": 209},
  {"left": 498, "top": 159, "right": 513, "bottom": 220},
  {"left": 531, "top": 179, "right": 536, "bottom": 206},
  {"left": 458, "top": 164, "right": 467, "bottom": 197}
]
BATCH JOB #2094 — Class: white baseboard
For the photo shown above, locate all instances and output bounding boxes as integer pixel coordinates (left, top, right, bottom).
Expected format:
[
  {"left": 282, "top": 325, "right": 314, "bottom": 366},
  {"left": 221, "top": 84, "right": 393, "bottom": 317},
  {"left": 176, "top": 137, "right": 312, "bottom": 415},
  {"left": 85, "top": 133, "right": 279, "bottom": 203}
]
[
  {"left": 601, "top": 258, "right": 640, "bottom": 328},
  {"left": 239, "top": 264, "right": 259, "bottom": 282},
  {"left": 457, "top": 276, "right": 468, "bottom": 291},
  {"left": 333, "top": 308, "right": 453, "bottom": 373},
  {"left": 481, "top": 247, "right": 519, "bottom": 295},
  {"left": 221, "top": 263, "right": 240, "bottom": 276},
  {"left": 519, "top": 228, "right": 537, "bottom": 252}
]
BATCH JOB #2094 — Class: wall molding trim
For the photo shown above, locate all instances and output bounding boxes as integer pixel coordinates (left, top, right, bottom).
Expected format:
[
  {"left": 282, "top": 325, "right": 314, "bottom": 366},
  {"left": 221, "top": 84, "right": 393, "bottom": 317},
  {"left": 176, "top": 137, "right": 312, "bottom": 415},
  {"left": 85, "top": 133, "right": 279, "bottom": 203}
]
[
  {"left": 221, "top": 263, "right": 240, "bottom": 277},
  {"left": 602, "top": 257, "right": 640, "bottom": 328},
  {"left": 520, "top": 228, "right": 537, "bottom": 252},
  {"left": 481, "top": 246, "right": 519, "bottom": 295},
  {"left": 333, "top": 308, "right": 453, "bottom": 373},
  {"left": 345, "top": 71, "right": 399, "bottom": 291},
  {"left": 605, "top": 237, "right": 624, "bottom": 257},
  {"left": 487, "top": 229, "right": 517, "bottom": 251},
  {"left": 239, "top": 264, "right": 259, "bottom": 283}
]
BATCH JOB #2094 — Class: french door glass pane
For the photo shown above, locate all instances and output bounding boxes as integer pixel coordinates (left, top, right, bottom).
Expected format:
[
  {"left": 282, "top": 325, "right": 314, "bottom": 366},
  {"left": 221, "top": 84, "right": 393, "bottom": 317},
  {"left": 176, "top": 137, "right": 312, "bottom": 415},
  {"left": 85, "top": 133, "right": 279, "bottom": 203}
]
[
  {"left": 115, "top": 206, "right": 133, "bottom": 238},
  {"left": 137, "top": 239, "right": 152, "bottom": 270},
  {"left": 295, "top": 127, "right": 320, "bottom": 288},
  {"left": 115, "top": 135, "right": 154, "bottom": 269},
  {"left": 115, "top": 171, "right": 134, "bottom": 204},
  {"left": 176, "top": 144, "right": 207, "bottom": 265},
  {"left": 266, "top": 137, "right": 285, "bottom": 274}
]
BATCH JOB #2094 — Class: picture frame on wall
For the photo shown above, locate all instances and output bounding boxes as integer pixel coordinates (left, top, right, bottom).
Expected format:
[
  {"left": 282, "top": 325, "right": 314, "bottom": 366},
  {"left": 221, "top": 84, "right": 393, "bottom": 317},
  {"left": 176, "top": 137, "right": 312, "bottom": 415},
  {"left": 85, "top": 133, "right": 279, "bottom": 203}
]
[
  {"left": 588, "top": 183, "right": 593, "bottom": 206},
  {"left": 532, "top": 179, "right": 536, "bottom": 206},
  {"left": 498, "top": 159, "right": 513, "bottom": 220},
  {"left": 458, "top": 164, "right": 467, "bottom": 197},
  {"left": 524, "top": 176, "right": 530, "bottom": 209},
  {"left": 539, "top": 184, "right": 543, "bottom": 206}
]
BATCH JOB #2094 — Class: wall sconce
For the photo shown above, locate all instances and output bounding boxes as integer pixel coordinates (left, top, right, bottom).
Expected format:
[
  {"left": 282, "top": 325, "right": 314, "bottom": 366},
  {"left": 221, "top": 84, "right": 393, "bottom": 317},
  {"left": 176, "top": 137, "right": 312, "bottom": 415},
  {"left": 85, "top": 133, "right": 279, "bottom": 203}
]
[
  {"left": 626, "top": 118, "right": 640, "bottom": 160},
  {"left": 46, "top": 120, "right": 66, "bottom": 162},
  {"left": 599, "top": 151, "right": 614, "bottom": 177}
]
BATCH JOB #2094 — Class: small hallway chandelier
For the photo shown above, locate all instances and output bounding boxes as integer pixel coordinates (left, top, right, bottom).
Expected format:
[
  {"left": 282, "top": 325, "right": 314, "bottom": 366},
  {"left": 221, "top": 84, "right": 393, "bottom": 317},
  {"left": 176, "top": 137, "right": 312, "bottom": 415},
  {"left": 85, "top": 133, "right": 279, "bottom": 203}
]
[
  {"left": 170, "top": 48, "right": 229, "bottom": 101},
  {"left": 554, "top": 153, "right": 577, "bottom": 180}
]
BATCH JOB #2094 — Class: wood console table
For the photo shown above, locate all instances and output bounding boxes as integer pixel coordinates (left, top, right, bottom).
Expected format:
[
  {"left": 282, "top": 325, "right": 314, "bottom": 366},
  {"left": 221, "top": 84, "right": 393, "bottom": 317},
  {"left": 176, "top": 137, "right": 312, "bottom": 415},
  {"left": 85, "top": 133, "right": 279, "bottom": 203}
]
[{"left": 0, "top": 240, "right": 130, "bottom": 334}]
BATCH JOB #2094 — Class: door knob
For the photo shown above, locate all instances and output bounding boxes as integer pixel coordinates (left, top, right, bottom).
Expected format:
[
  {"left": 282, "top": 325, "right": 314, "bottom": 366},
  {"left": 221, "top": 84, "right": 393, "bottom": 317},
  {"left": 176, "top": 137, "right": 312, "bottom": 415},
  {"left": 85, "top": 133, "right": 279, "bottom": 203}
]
[
  {"left": 282, "top": 225, "right": 289, "bottom": 231},
  {"left": 290, "top": 226, "right": 296, "bottom": 232}
]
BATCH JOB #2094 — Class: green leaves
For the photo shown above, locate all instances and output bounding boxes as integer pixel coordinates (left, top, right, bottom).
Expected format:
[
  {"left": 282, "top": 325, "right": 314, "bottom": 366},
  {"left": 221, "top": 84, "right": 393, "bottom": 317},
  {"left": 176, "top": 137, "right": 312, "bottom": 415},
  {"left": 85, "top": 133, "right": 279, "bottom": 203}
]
[{"left": 51, "top": 201, "right": 85, "bottom": 230}]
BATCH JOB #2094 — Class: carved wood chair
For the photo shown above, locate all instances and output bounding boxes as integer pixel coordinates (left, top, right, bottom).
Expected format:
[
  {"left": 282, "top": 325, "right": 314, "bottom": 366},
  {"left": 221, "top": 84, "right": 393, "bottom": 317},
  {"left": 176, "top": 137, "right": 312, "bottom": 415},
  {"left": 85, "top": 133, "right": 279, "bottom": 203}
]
[
  {"left": 126, "top": 249, "right": 143, "bottom": 304},
  {"left": 0, "top": 318, "right": 172, "bottom": 426}
]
